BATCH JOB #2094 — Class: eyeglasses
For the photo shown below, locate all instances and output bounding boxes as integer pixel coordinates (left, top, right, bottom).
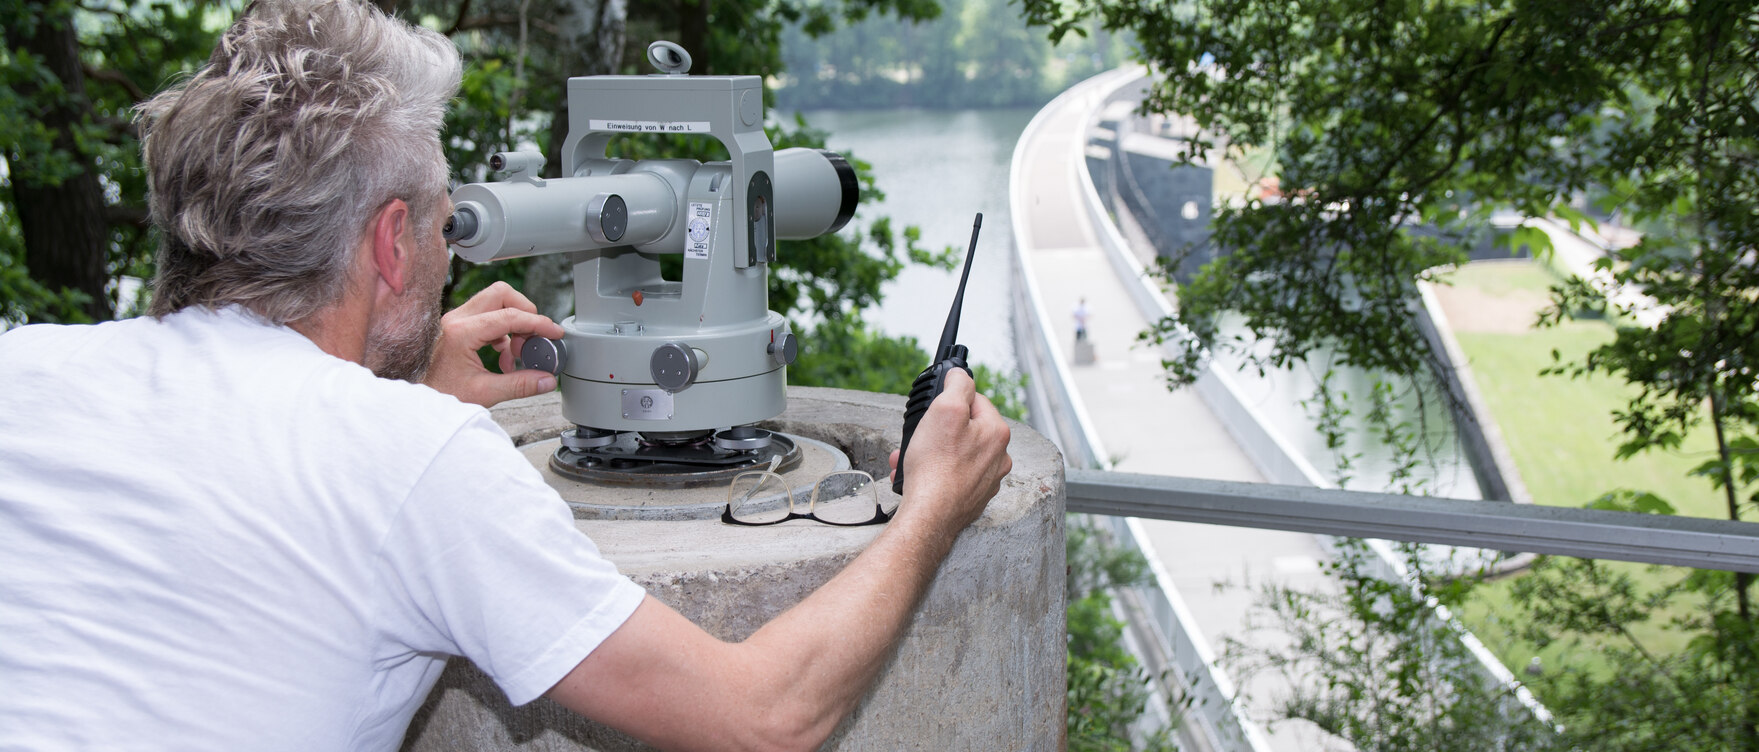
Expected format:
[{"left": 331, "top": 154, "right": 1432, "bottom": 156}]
[{"left": 720, "top": 456, "right": 898, "bottom": 527}]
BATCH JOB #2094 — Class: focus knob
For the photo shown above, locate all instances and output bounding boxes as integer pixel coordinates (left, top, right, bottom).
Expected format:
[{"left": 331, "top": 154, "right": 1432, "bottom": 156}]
[
  {"left": 586, "top": 194, "right": 628, "bottom": 244},
  {"left": 518, "top": 337, "right": 567, "bottom": 377},
  {"left": 768, "top": 332, "right": 799, "bottom": 367},
  {"left": 650, "top": 342, "right": 700, "bottom": 392}
]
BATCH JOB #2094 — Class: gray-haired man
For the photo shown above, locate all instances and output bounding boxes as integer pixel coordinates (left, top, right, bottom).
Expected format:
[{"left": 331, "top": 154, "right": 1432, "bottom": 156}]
[{"left": 0, "top": 1, "right": 1013, "bottom": 749}]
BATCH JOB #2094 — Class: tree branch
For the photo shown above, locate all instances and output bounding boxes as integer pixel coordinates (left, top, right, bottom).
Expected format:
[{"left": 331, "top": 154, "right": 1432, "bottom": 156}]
[
  {"left": 444, "top": 0, "right": 473, "bottom": 36},
  {"left": 449, "top": 14, "right": 559, "bottom": 37},
  {"left": 80, "top": 63, "right": 146, "bottom": 102},
  {"left": 104, "top": 203, "right": 150, "bottom": 229},
  {"left": 1368, "top": 14, "right": 1520, "bottom": 192},
  {"left": 92, "top": 114, "right": 139, "bottom": 145}
]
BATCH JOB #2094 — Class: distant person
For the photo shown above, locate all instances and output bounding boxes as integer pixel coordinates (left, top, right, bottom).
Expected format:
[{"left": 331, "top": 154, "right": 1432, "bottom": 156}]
[{"left": 1071, "top": 297, "right": 1096, "bottom": 365}]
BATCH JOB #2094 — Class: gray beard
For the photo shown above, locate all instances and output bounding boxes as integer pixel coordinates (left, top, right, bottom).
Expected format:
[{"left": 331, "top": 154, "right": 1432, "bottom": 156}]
[{"left": 364, "top": 290, "right": 442, "bottom": 383}]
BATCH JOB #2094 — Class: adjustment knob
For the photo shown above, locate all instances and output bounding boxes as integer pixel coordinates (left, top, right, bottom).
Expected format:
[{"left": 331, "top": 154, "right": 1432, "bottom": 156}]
[
  {"left": 650, "top": 342, "right": 700, "bottom": 392},
  {"left": 586, "top": 194, "right": 628, "bottom": 244},
  {"left": 518, "top": 337, "right": 567, "bottom": 377},
  {"left": 768, "top": 332, "right": 799, "bottom": 367}
]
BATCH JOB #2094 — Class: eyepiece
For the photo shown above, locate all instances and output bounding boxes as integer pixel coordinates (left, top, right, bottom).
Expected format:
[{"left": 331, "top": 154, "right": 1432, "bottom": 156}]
[{"left": 442, "top": 205, "right": 480, "bottom": 244}]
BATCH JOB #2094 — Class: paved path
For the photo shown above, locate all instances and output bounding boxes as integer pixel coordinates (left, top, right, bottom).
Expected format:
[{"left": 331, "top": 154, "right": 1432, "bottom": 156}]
[{"left": 1013, "top": 71, "right": 1342, "bottom": 751}]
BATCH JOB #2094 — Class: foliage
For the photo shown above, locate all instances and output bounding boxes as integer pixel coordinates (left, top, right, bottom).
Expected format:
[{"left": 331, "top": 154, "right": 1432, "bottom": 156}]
[
  {"left": 1020, "top": 0, "right": 1619, "bottom": 393},
  {"left": 1224, "top": 538, "right": 1554, "bottom": 751},
  {"left": 789, "top": 313, "right": 1027, "bottom": 420},
  {"left": 1013, "top": 0, "right": 1758, "bottom": 745},
  {"left": 1529, "top": 4, "right": 1758, "bottom": 746},
  {"left": 776, "top": 0, "right": 1131, "bottom": 111},
  {"left": 1510, "top": 555, "right": 1759, "bottom": 751},
  {"left": 0, "top": 221, "right": 90, "bottom": 325},
  {"left": 1064, "top": 519, "right": 1182, "bottom": 751},
  {"left": 1, "top": 0, "right": 230, "bottom": 326}
]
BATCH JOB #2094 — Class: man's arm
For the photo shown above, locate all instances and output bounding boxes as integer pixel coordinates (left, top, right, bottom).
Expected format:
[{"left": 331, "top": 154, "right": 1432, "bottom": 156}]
[
  {"left": 422, "top": 281, "right": 565, "bottom": 407},
  {"left": 546, "top": 370, "right": 1012, "bottom": 752}
]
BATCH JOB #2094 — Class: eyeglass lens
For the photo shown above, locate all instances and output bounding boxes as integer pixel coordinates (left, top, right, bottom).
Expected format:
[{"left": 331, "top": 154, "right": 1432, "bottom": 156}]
[
  {"left": 811, "top": 471, "right": 895, "bottom": 526},
  {"left": 727, "top": 471, "right": 792, "bottom": 524}
]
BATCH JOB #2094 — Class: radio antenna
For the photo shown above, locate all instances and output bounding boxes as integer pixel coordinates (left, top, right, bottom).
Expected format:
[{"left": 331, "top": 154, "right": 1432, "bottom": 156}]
[{"left": 936, "top": 213, "right": 982, "bottom": 361}]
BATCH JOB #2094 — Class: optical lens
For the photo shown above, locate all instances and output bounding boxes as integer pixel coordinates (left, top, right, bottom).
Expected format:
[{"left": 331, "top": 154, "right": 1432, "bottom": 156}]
[{"left": 727, "top": 471, "right": 791, "bottom": 524}]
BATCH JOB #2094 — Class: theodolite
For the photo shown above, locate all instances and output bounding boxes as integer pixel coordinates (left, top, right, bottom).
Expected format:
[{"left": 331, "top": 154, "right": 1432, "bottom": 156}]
[{"left": 444, "top": 42, "right": 858, "bottom": 484}]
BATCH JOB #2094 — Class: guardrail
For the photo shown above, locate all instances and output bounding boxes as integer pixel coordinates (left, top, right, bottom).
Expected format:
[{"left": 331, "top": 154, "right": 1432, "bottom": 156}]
[{"left": 1066, "top": 471, "right": 1759, "bottom": 573}]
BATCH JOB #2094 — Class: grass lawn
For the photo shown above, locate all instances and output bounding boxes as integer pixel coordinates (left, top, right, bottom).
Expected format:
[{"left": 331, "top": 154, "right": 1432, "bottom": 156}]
[
  {"left": 1213, "top": 144, "right": 1277, "bottom": 201},
  {"left": 1456, "top": 324, "right": 1725, "bottom": 517},
  {"left": 1439, "top": 260, "right": 1722, "bottom": 675}
]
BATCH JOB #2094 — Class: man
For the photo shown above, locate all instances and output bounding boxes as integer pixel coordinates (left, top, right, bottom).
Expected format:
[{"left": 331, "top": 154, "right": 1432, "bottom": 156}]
[
  {"left": 1072, "top": 297, "right": 1090, "bottom": 343},
  {"left": 0, "top": 1, "right": 1014, "bottom": 749}
]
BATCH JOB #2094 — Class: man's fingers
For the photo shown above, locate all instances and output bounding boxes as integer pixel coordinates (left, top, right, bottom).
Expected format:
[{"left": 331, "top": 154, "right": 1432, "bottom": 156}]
[
  {"left": 491, "top": 370, "right": 558, "bottom": 404},
  {"left": 971, "top": 391, "right": 1003, "bottom": 423},
  {"left": 450, "top": 281, "right": 539, "bottom": 318},
  {"left": 940, "top": 368, "right": 976, "bottom": 399},
  {"left": 454, "top": 308, "right": 564, "bottom": 349},
  {"left": 468, "top": 370, "right": 558, "bottom": 408},
  {"left": 926, "top": 369, "right": 978, "bottom": 419},
  {"left": 497, "top": 336, "right": 518, "bottom": 374}
]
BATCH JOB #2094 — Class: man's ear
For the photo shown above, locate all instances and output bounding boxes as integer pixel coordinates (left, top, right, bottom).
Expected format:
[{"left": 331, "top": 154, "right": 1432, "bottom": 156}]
[{"left": 370, "top": 199, "right": 412, "bottom": 295}]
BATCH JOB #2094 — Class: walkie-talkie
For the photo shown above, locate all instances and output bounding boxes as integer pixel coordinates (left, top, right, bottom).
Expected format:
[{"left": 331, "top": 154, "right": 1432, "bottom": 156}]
[{"left": 893, "top": 213, "right": 982, "bottom": 495}]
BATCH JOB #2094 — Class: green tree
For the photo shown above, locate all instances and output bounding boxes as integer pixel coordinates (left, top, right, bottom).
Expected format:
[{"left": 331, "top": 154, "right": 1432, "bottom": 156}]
[
  {"left": 2, "top": 0, "right": 228, "bottom": 326},
  {"left": 1224, "top": 539, "right": 1555, "bottom": 752},
  {"left": 1064, "top": 518, "right": 1184, "bottom": 752},
  {"left": 1018, "top": 0, "right": 1759, "bottom": 746}
]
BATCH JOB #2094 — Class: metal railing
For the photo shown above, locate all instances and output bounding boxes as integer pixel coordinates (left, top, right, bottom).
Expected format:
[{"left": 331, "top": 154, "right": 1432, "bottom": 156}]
[{"left": 1066, "top": 471, "right": 1759, "bottom": 574}]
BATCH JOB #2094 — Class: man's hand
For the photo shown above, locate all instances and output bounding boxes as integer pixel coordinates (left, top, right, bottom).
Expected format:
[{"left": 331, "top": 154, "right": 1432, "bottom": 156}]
[
  {"left": 889, "top": 370, "right": 1013, "bottom": 533},
  {"left": 423, "top": 282, "right": 566, "bottom": 407}
]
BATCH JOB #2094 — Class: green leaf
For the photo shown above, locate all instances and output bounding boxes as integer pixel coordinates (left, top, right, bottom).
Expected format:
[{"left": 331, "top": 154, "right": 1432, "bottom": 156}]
[
  {"left": 1506, "top": 225, "right": 1555, "bottom": 261},
  {"left": 1550, "top": 203, "right": 1596, "bottom": 235},
  {"left": 1588, "top": 489, "right": 1676, "bottom": 516}
]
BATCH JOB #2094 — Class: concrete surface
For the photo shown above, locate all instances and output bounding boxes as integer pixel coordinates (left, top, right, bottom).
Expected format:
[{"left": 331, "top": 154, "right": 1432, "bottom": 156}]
[{"left": 402, "top": 386, "right": 1067, "bottom": 751}]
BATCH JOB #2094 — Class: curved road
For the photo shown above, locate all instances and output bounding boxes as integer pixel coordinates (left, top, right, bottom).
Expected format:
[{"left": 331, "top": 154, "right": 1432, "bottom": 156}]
[{"left": 1012, "top": 70, "right": 1341, "bottom": 752}]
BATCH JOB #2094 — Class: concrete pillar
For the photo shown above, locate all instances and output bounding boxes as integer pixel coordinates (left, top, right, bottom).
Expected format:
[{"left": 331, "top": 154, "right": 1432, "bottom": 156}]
[{"left": 402, "top": 386, "right": 1067, "bottom": 751}]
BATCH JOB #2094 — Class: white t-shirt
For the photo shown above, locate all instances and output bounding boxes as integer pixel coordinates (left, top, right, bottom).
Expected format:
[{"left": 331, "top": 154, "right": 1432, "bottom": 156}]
[{"left": 0, "top": 307, "right": 647, "bottom": 751}]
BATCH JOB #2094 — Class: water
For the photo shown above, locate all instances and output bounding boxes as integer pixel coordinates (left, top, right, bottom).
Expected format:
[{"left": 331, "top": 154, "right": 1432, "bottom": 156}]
[{"left": 792, "top": 108, "right": 1035, "bottom": 375}]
